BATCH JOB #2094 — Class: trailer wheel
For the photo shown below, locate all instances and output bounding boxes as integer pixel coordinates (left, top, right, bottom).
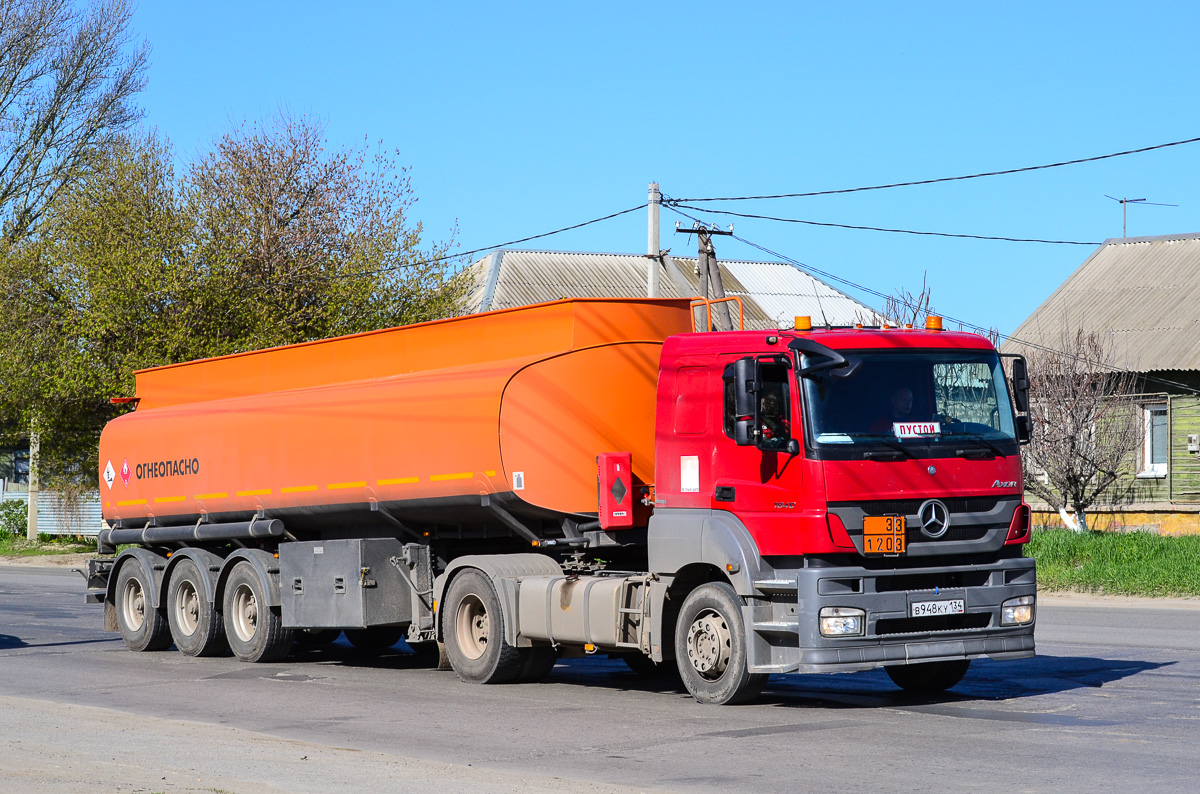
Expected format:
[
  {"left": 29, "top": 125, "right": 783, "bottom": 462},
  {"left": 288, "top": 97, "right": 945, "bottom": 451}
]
[
  {"left": 443, "top": 569, "right": 522, "bottom": 684},
  {"left": 885, "top": 659, "right": 971, "bottom": 692},
  {"left": 166, "top": 559, "right": 227, "bottom": 657},
  {"left": 516, "top": 646, "right": 558, "bottom": 683},
  {"left": 345, "top": 626, "right": 404, "bottom": 650},
  {"left": 674, "top": 582, "right": 767, "bottom": 705},
  {"left": 115, "top": 562, "right": 171, "bottom": 652},
  {"left": 222, "top": 562, "right": 293, "bottom": 663}
]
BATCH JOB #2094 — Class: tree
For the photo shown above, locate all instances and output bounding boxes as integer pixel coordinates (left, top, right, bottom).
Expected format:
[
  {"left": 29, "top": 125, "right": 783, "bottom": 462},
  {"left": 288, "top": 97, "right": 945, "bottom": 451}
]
[
  {"left": 0, "top": 118, "right": 463, "bottom": 493},
  {"left": 0, "top": 0, "right": 149, "bottom": 242},
  {"left": 182, "top": 114, "right": 461, "bottom": 352},
  {"left": 1021, "top": 328, "right": 1143, "bottom": 532}
]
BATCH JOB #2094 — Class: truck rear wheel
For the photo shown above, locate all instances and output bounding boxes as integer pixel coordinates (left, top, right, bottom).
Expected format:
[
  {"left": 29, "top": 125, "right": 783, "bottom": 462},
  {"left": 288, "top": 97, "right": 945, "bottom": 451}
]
[
  {"left": 443, "top": 569, "right": 522, "bottom": 684},
  {"left": 115, "top": 562, "right": 172, "bottom": 652},
  {"left": 222, "top": 562, "right": 293, "bottom": 663},
  {"left": 674, "top": 582, "right": 767, "bottom": 705},
  {"left": 885, "top": 659, "right": 971, "bottom": 692},
  {"left": 167, "top": 559, "right": 227, "bottom": 657}
]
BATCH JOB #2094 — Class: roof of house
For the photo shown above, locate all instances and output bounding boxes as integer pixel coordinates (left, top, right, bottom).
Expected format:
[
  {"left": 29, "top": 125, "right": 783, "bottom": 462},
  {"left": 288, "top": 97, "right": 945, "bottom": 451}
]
[
  {"left": 460, "top": 249, "right": 874, "bottom": 330},
  {"left": 1005, "top": 232, "right": 1200, "bottom": 372}
]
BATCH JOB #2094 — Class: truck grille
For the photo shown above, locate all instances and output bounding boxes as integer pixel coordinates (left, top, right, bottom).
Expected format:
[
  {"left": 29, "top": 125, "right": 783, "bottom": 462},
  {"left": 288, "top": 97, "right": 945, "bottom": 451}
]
[
  {"left": 859, "top": 497, "right": 998, "bottom": 516},
  {"left": 875, "top": 571, "right": 991, "bottom": 593}
]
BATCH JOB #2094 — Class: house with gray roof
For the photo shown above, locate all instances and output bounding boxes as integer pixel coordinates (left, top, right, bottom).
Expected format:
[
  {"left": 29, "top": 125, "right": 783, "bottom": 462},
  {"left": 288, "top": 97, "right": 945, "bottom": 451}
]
[
  {"left": 1006, "top": 232, "right": 1200, "bottom": 531},
  {"left": 461, "top": 249, "right": 875, "bottom": 330}
]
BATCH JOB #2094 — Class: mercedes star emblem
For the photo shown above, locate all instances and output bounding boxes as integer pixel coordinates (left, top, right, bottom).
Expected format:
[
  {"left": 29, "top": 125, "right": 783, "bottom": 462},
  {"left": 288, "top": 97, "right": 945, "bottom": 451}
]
[{"left": 917, "top": 499, "right": 951, "bottom": 538}]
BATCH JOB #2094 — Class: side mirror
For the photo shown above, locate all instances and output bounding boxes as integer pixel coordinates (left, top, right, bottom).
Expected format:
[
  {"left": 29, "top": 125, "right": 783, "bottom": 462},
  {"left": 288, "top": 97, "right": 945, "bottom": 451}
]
[
  {"left": 1016, "top": 414, "right": 1032, "bottom": 445},
  {"left": 733, "top": 357, "right": 758, "bottom": 416},
  {"left": 734, "top": 419, "right": 756, "bottom": 446},
  {"left": 1011, "top": 356, "right": 1029, "bottom": 413},
  {"left": 785, "top": 438, "right": 800, "bottom": 456}
]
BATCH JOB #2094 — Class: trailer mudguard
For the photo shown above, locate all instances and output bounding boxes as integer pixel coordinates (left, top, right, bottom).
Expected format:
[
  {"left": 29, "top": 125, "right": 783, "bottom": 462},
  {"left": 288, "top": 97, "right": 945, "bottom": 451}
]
[
  {"left": 434, "top": 554, "right": 563, "bottom": 646},
  {"left": 163, "top": 547, "right": 226, "bottom": 606},
  {"left": 215, "top": 549, "right": 283, "bottom": 609}
]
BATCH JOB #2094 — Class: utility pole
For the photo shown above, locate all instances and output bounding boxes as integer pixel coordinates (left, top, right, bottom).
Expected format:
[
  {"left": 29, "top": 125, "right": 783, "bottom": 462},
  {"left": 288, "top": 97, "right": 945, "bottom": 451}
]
[
  {"left": 646, "top": 182, "right": 661, "bottom": 298},
  {"left": 26, "top": 423, "right": 38, "bottom": 541},
  {"left": 677, "top": 222, "right": 734, "bottom": 330}
]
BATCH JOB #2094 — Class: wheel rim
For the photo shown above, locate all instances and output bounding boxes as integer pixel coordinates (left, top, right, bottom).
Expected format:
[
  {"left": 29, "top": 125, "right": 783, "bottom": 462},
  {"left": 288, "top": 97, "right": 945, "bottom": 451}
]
[
  {"left": 685, "top": 608, "right": 732, "bottom": 680},
  {"left": 230, "top": 582, "right": 258, "bottom": 643},
  {"left": 454, "top": 593, "right": 489, "bottom": 660},
  {"left": 121, "top": 577, "right": 146, "bottom": 632},
  {"left": 173, "top": 578, "right": 200, "bottom": 637}
]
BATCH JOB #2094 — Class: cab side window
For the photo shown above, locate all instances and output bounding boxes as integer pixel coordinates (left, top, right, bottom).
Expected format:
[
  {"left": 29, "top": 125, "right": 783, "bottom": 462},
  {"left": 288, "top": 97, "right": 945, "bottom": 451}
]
[{"left": 722, "top": 360, "right": 791, "bottom": 447}]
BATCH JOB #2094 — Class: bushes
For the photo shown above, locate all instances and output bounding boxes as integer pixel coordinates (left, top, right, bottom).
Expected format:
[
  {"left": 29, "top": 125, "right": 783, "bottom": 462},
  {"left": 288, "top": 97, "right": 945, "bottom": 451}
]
[{"left": 0, "top": 500, "right": 26, "bottom": 538}]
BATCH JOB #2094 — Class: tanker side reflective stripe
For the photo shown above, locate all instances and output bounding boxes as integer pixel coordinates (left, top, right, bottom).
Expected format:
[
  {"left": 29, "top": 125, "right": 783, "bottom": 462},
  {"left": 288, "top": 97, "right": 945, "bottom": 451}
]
[
  {"left": 377, "top": 477, "right": 419, "bottom": 485},
  {"left": 328, "top": 481, "right": 367, "bottom": 489},
  {"left": 154, "top": 496, "right": 185, "bottom": 503},
  {"left": 484, "top": 470, "right": 496, "bottom": 476},
  {"left": 237, "top": 489, "right": 271, "bottom": 496},
  {"left": 117, "top": 499, "right": 147, "bottom": 506},
  {"left": 195, "top": 492, "right": 227, "bottom": 499},
  {"left": 430, "top": 472, "right": 473, "bottom": 481},
  {"left": 281, "top": 485, "right": 318, "bottom": 493}
]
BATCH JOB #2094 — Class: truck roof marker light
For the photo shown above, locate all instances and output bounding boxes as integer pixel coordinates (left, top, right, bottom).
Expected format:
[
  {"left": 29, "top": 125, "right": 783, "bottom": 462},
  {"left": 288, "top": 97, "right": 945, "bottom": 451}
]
[
  {"left": 794, "top": 316, "right": 812, "bottom": 331},
  {"left": 905, "top": 323, "right": 913, "bottom": 329},
  {"left": 854, "top": 322, "right": 863, "bottom": 329},
  {"left": 925, "top": 315, "right": 943, "bottom": 331}
]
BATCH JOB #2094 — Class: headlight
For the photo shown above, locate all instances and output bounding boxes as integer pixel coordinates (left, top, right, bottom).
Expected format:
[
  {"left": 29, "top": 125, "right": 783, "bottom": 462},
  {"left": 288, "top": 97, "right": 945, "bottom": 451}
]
[
  {"left": 819, "top": 606, "right": 865, "bottom": 637},
  {"left": 1001, "top": 595, "right": 1035, "bottom": 626}
]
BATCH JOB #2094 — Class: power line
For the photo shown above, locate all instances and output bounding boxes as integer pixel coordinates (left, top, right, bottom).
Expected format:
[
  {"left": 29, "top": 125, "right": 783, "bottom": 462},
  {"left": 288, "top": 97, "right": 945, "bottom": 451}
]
[
  {"left": 667, "top": 202, "right": 1100, "bottom": 246},
  {"left": 671, "top": 134, "right": 1200, "bottom": 203},
  {"left": 663, "top": 202, "right": 1200, "bottom": 396}
]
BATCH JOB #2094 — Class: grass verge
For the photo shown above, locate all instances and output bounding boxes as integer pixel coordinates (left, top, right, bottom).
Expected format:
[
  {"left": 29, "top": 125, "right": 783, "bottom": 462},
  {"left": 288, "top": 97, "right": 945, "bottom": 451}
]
[
  {"left": 0, "top": 534, "right": 94, "bottom": 557},
  {"left": 1028, "top": 528, "right": 1200, "bottom": 597}
]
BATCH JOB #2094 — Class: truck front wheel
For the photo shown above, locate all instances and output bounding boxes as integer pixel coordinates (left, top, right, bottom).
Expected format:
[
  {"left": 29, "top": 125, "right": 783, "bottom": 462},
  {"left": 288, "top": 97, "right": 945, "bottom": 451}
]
[
  {"left": 674, "top": 582, "right": 767, "bottom": 705},
  {"left": 222, "top": 562, "right": 293, "bottom": 663},
  {"left": 115, "top": 562, "right": 171, "bottom": 652},
  {"left": 885, "top": 659, "right": 971, "bottom": 692},
  {"left": 443, "top": 569, "right": 522, "bottom": 684}
]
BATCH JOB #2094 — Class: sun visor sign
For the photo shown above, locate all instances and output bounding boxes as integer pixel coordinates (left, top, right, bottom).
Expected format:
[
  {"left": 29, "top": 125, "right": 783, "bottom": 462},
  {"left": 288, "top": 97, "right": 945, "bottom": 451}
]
[
  {"left": 893, "top": 422, "right": 941, "bottom": 439},
  {"left": 597, "top": 452, "right": 634, "bottom": 530}
]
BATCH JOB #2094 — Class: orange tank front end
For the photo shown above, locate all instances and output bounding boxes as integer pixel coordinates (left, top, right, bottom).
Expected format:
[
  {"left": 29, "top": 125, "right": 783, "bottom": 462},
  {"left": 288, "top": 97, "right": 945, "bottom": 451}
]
[{"left": 98, "top": 298, "right": 692, "bottom": 533}]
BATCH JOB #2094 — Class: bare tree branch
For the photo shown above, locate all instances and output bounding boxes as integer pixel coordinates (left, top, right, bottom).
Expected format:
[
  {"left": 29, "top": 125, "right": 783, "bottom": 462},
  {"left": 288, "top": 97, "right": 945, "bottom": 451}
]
[{"left": 0, "top": 0, "right": 148, "bottom": 242}]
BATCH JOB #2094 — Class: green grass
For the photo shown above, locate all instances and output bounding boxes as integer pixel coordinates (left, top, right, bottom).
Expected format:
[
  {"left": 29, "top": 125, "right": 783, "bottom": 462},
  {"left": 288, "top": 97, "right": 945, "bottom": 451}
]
[
  {"left": 1028, "top": 528, "right": 1200, "bottom": 597},
  {"left": 0, "top": 533, "right": 95, "bottom": 557}
]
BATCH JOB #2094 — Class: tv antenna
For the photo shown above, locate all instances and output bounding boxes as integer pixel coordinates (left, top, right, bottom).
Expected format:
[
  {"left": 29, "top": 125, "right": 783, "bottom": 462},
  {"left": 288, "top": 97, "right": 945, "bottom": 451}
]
[{"left": 1105, "top": 195, "right": 1178, "bottom": 237}]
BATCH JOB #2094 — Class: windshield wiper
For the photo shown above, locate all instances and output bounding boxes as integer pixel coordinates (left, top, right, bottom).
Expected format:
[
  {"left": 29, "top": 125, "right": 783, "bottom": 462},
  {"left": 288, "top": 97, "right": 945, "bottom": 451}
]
[
  {"left": 943, "top": 431, "right": 1006, "bottom": 457},
  {"left": 854, "top": 434, "right": 917, "bottom": 460}
]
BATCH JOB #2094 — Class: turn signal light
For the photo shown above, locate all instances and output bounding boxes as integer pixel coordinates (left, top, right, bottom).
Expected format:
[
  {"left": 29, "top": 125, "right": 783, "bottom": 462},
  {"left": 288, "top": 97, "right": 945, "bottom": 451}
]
[
  {"left": 1005, "top": 503, "right": 1031, "bottom": 544},
  {"left": 1002, "top": 595, "right": 1035, "bottom": 626}
]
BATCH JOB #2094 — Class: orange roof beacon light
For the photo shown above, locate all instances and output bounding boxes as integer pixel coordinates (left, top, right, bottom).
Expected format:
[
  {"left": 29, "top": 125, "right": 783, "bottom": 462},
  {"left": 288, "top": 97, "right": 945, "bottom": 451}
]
[
  {"left": 794, "top": 315, "right": 812, "bottom": 331},
  {"left": 925, "top": 315, "right": 943, "bottom": 331}
]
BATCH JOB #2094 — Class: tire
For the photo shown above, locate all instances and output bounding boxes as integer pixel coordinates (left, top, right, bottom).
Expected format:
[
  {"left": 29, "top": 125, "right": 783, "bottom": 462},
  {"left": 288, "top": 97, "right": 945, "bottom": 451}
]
[
  {"left": 345, "top": 626, "right": 404, "bottom": 650},
  {"left": 442, "top": 569, "right": 522, "bottom": 684},
  {"left": 295, "top": 629, "right": 342, "bottom": 647},
  {"left": 222, "top": 562, "right": 293, "bottom": 663},
  {"left": 166, "top": 559, "right": 227, "bottom": 657},
  {"left": 115, "top": 561, "right": 172, "bottom": 652},
  {"left": 517, "top": 646, "right": 559, "bottom": 683},
  {"left": 885, "top": 659, "right": 971, "bottom": 692},
  {"left": 674, "top": 582, "right": 767, "bottom": 705}
]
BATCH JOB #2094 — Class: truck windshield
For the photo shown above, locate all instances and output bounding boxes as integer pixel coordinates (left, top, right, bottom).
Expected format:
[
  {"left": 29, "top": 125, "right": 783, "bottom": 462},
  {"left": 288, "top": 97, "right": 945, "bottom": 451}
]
[{"left": 800, "top": 350, "right": 1018, "bottom": 457}]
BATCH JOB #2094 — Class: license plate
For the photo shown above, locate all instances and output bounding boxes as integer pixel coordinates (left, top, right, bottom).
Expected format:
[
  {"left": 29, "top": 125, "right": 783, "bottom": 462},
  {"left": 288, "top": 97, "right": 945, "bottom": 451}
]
[
  {"left": 911, "top": 599, "right": 965, "bottom": 617},
  {"left": 863, "top": 515, "right": 906, "bottom": 555}
]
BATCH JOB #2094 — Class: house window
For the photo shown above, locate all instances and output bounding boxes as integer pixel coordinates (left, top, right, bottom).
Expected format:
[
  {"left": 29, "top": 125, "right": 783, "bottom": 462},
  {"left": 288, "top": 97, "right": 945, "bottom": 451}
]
[{"left": 1140, "top": 404, "right": 1168, "bottom": 477}]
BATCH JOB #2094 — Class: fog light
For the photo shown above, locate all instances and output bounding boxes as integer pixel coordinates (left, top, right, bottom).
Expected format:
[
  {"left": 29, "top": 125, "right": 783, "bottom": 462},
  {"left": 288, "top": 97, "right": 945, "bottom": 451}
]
[
  {"left": 819, "top": 606, "right": 865, "bottom": 637},
  {"left": 1001, "top": 595, "right": 1035, "bottom": 626}
]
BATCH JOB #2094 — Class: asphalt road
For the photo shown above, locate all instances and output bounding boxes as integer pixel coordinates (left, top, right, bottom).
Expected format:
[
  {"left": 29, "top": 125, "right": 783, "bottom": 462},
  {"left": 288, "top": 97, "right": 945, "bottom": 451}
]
[{"left": 1, "top": 565, "right": 1198, "bottom": 793}]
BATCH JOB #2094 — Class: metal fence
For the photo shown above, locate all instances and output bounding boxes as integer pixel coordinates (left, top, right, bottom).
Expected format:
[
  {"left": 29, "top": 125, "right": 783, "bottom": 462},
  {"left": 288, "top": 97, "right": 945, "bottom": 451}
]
[{"left": 0, "top": 487, "right": 103, "bottom": 536}]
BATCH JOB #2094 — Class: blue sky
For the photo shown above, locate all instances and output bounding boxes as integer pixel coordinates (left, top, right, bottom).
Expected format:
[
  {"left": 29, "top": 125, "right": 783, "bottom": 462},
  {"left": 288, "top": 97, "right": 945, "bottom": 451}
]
[{"left": 131, "top": 1, "right": 1200, "bottom": 334}]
